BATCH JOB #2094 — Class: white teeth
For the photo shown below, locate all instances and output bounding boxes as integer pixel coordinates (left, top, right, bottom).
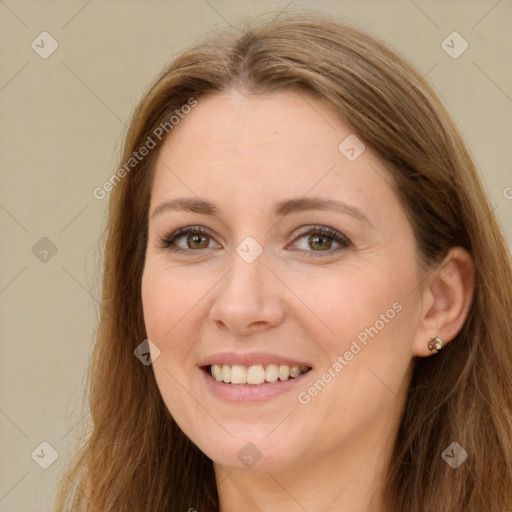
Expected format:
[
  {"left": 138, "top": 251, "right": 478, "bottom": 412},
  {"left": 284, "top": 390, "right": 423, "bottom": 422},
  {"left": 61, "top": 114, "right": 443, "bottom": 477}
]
[
  {"left": 221, "top": 364, "right": 231, "bottom": 383},
  {"left": 265, "top": 364, "right": 279, "bottom": 382},
  {"left": 209, "top": 363, "right": 309, "bottom": 385},
  {"left": 230, "top": 364, "right": 246, "bottom": 384},
  {"left": 247, "top": 365, "right": 266, "bottom": 384},
  {"left": 212, "top": 364, "right": 223, "bottom": 381},
  {"left": 289, "top": 366, "right": 301, "bottom": 378}
]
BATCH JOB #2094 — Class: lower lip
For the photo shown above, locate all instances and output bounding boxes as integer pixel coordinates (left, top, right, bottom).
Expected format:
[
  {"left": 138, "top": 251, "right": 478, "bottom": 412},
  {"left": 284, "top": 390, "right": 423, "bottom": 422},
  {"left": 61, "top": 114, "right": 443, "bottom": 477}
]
[{"left": 200, "top": 367, "right": 312, "bottom": 403}]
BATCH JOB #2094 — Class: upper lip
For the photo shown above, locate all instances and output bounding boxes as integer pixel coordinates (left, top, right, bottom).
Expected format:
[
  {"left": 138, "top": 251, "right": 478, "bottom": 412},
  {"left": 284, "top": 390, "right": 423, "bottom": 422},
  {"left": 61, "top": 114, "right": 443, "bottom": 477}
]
[{"left": 198, "top": 351, "right": 313, "bottom": 368}]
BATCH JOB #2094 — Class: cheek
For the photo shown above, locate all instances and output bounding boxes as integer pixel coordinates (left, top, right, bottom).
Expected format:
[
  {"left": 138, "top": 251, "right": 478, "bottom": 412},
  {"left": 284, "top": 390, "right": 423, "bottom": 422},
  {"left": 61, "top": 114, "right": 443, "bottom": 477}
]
[
  {"left": 292, "top": 278, "right": 414, "bottom": 448},
  {"left": 288, "top": 262, "right": 404, "bottom": 349},
  {"left": 141, "top": 262, "right": 216, "bottom": 393},
  {"left": 297, "top": 258, "right": 417, "bottom": 402},
  {"left": 141, "top": 266, "right": 204, "bottom": 425},
  {"left": 141, "top": 263, "right": 198, "bottom": 343}
]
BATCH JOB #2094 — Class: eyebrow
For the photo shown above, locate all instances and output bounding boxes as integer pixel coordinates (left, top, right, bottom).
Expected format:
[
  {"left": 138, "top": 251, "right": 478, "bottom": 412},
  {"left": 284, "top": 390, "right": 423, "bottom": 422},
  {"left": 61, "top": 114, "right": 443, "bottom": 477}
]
[{"left": 150, "top": 196, "right": 373, "bottom": 227}]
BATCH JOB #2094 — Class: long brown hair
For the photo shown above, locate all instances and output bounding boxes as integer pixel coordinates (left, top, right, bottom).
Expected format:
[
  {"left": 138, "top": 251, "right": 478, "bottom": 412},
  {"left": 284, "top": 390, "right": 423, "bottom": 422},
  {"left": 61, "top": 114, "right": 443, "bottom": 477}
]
[{"left": 54, "top": 10, "right": 512, "bottom": 511}]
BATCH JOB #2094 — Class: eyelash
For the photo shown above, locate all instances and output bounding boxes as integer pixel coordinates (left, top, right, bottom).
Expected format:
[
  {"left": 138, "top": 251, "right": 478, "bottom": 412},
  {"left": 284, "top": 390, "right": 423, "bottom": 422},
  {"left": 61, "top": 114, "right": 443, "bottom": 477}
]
[{"left": 158, "top": 225, "right": 352, "bottom": 258}]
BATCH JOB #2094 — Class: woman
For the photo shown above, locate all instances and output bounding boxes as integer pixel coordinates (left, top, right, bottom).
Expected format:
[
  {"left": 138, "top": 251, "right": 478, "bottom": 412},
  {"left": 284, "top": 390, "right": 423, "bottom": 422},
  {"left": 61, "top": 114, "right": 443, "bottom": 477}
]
[{"left": 54, "top": 10, "right": 512, "bottom": 512}]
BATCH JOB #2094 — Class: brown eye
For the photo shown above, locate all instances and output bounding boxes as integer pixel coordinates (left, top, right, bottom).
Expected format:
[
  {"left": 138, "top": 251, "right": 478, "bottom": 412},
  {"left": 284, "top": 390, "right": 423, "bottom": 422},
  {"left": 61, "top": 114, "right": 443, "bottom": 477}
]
[
  {"left": 159, "top": 224, "right": 352, "bottom": 258},
  {"left": 185, "top": 233, "right": 210, "bottom": 249},
  {"left": 159, "top": 226, "right": 219, "bottom": 254},
  {"left": 308, "top": 234, "right": 333, "bottom": 251},
  {"left": 289, "top": 225, "right": 352, "bottom": 258}
]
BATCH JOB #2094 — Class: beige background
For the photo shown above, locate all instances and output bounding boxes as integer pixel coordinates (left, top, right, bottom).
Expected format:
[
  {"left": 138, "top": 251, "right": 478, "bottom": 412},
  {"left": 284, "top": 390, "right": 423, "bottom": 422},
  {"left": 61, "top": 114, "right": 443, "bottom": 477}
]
[{"left": 0, "top": 0, "right": 511, "bottom": 510}]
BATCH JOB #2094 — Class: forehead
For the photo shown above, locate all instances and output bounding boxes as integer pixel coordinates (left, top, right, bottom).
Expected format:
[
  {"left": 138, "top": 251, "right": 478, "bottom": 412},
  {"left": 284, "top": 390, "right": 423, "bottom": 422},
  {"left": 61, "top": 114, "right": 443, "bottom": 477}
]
[
  {"left": 150, "top": 89, "right": 398, "bottom": 220},
  {"left": 157, "top": 89, "right": 344, "bottom": 170}
]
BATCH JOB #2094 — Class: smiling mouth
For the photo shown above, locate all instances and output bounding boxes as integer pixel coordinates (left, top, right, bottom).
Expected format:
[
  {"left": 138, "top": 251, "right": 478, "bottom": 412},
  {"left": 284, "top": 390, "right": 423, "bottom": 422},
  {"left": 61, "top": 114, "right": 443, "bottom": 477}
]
[{"left": 203, "top": 363, "right": 312, "bottom": 385}]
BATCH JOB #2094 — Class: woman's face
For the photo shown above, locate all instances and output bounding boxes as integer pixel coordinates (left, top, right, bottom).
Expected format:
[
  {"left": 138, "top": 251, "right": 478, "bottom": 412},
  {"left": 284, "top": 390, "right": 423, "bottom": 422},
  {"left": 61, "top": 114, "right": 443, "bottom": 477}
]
[{"left": 141, "top": 89, "right": 427, "bottom": 474}]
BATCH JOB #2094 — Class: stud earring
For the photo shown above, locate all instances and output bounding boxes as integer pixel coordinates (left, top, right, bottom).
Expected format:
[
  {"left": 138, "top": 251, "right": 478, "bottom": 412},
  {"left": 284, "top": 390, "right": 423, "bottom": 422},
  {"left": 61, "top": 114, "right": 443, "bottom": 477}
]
[{"left": 428, "top": 336, "right": 443, "bottom": 354}]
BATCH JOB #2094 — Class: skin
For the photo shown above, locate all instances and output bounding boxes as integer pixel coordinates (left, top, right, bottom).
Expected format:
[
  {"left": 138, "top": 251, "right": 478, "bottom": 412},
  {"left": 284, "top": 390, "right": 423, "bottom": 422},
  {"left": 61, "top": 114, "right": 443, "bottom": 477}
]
[{"left": 141, "top": 89, "right": 475, "bottom": 512}]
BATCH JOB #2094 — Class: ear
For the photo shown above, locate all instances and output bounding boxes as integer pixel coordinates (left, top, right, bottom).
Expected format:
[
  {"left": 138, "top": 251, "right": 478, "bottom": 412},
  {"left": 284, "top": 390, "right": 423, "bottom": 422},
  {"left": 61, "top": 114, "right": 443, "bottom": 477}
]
[{"left": 413, "top": 247, "right": 475, "bottom": 357}]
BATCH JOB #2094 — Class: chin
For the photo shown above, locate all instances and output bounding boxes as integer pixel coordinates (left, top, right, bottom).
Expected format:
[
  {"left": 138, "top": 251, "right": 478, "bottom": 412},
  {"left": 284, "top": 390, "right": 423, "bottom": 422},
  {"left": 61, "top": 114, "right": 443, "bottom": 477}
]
[{"left": 192, "top": 428, "right": 303, "bottom": 472}]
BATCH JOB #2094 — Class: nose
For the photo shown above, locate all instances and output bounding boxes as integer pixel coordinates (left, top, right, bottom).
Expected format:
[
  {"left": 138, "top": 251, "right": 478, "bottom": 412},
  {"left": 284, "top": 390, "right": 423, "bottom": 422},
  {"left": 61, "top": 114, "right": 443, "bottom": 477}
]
[{"left": 209, "top": 247, "right": 285, "bottom": 336}]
